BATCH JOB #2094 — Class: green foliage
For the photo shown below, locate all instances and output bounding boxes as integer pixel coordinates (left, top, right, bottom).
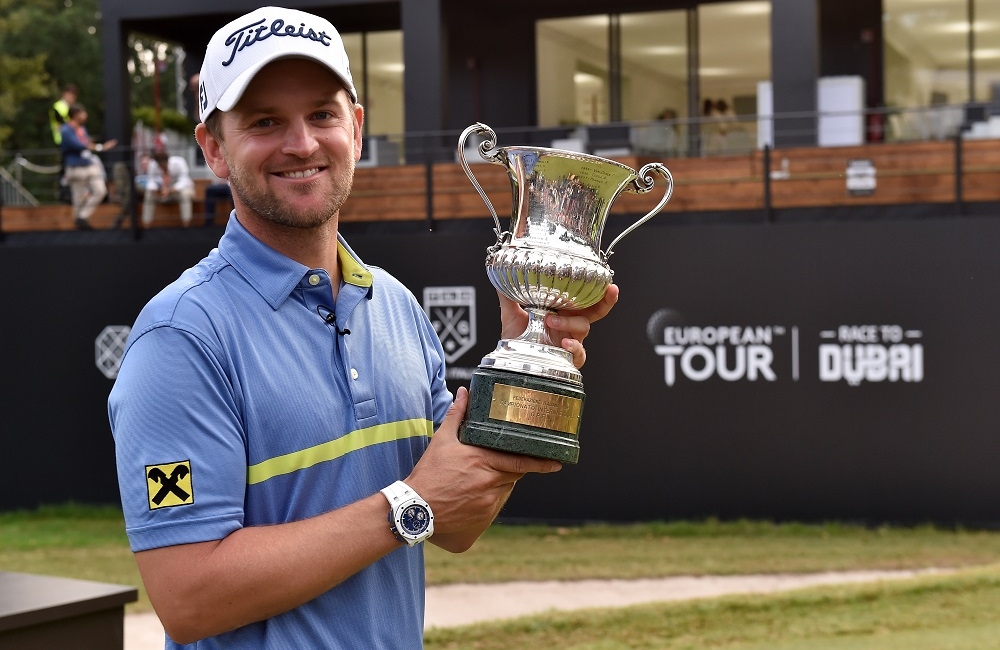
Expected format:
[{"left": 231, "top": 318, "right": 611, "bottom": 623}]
[
  {"left": 0, "top": 0, "right": 191, "bottom": 151},
  {"left": 0, "top": 53, "right": 51, "bottom": 146},
  {"left": 0, "top": 0, "right": 108, "bottom": 149},
  {"left": 126, "top": 32, "right": 191, "bottom": 134},
  {"left": 131, "top": 106, "right": 196, "bottom": 137}
]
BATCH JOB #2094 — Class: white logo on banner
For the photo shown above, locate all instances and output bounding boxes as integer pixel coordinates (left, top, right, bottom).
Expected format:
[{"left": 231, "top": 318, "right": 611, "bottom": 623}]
[
  {"left": 95, "top": 325, "right": 131, "bottom": 379},
  {"left": 818, "top": 325, "right": 924, "bottom": 385},
  {"left": 423, "top": 286, "right": 477, "bottom": 380},
  {"left": 647, "top": 310, "right": 782, "bottom": 387},
  {"left": 646, "top": 310, "right": 925, "bottom": 388}
]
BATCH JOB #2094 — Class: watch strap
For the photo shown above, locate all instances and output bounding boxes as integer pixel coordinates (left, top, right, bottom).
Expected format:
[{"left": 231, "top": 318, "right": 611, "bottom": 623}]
[
  {"left": 380, "top": 480, "right": 416, "bottom": 504},
  {"left": 380, "top": 480, "right": 433, "bottom": 546}
]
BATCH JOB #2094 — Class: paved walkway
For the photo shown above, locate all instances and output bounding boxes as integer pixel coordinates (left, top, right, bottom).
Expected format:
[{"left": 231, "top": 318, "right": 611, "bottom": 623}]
[{"left": 125, "top": 569, "right": 945, "bottom": 649}]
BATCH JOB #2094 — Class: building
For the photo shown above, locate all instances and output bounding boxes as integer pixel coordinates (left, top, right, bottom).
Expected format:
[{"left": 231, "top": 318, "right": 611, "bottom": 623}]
[{"left": 99, "top": 0, "right": 1000, "bottom": 157}]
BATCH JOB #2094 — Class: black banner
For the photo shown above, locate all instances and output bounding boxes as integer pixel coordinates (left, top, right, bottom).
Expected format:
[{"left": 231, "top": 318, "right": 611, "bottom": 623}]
[{"left": 2, "top": 216, "right": 999, "bottom": 525}]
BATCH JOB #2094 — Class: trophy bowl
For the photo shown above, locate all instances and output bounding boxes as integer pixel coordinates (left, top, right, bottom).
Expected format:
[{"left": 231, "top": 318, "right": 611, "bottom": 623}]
[{"left": 456, "top": 122, "right": 674, "bottom": 463}]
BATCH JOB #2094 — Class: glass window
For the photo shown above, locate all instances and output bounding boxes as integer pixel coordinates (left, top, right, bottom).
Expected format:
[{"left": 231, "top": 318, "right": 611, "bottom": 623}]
[
  {"left": 977, "top": 0, "right": 1000, "bottom": 106},
  {"left": 536, "top": 15, "right": 610, "bottom": 127},
  {"left": 884, "top": 0, "right": 969, "bottom": 139},
  {"left": 620, "top": 10, "right": 688, "bottom": 156},
  {"left": 342, "top": 34, "right": 364, "bottom": 100},
  {"left": 697, "top": 1, "right": 771, "bottom": 154},
  {"left": 535, "top": 2, "right": 769, "bottom": 155},
  {"left": 342, "top": 30, "right": 404, "bottom": 137}
]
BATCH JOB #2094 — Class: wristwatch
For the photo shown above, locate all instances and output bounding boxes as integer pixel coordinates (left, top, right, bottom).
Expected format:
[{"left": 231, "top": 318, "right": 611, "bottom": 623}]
[{"left": 380, "top": 480, "right": 434, "bottom": 546}]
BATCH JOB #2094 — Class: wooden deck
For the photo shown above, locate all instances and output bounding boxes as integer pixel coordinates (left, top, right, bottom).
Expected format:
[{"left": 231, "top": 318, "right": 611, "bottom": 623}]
[{"left": 3, "top": 139, "right": 998, "bottom": 234}]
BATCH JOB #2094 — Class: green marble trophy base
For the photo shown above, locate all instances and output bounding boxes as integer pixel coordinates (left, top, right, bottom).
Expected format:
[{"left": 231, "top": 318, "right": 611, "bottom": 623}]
[{"left": 458, "top": 366, "right": 585, "bottom": 464}]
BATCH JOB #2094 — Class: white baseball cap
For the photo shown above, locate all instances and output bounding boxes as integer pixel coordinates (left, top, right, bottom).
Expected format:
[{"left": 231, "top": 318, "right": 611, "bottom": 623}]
[{"left": 197, "top": 6, "right": 358, "bottom": 122}]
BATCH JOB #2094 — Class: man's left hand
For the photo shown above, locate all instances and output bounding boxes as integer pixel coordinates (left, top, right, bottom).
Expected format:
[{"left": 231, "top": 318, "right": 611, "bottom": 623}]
[{"left": 498, "top": 284, "right": 619, "bottom": 369}]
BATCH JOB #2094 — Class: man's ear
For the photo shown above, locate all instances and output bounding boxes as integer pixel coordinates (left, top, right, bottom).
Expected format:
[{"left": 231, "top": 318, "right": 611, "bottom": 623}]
[
  {"left": 195, "top": 123, "right": 230, "bottom": 179},
  {"left": 353, "top": 103, "right": 365, "bottom": 163}
]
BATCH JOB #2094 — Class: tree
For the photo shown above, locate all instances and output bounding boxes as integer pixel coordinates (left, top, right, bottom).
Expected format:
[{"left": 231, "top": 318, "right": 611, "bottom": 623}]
[
  {"left": 127, "top": 33, "right": 194, "bottom": 137},
  {"left": 0, "top": 54, "right": 51, "bottom": 148},
  {"left": 0, "top": 0, "right": 54, "bottom": 148},
  {"left": 0, "top": 0, "right": 107, "bottom": 151}
]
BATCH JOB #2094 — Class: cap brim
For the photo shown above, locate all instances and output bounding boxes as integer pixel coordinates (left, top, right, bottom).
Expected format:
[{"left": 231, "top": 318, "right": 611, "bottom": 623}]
[{"left": 215, "top": 52, "right": 357, "bottom": 113}]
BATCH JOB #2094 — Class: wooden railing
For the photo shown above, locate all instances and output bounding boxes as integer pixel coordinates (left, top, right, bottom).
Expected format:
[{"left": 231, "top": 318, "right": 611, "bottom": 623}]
[{"left": 2, "top": 138, "right": 999, "bottom": 235}]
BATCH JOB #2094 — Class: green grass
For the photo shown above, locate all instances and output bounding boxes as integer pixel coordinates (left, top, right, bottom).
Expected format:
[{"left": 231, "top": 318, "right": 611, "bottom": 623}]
[
  {"left": 0, "top": 504, "right": 144, "bottom": 606},
  {"left": 426, "top": 519, "right": 1000, "bottom": 584},
  {"left": 6, "top": 505, "right": 1000, "bottom": 648},
  {"left": 424, "top": 565, "right": 1000, "bottom": 649}
]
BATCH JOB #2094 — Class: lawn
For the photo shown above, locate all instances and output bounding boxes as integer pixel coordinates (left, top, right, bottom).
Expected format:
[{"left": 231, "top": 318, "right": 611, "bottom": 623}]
[
  {"left": 424, "top": 565, "right": 1000, "bottom": 649},
  {"left": 5, "top": 505, "right": 1000, "bottom": 648}
]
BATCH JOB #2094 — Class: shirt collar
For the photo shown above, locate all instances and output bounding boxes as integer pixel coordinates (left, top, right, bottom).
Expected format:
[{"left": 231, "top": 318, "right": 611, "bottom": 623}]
[
  {"left": 218, "top": 216, "right": 373, "bottom": 310},
  {"left": 338, "top": 237, "right": 373, "bottom": 290}
]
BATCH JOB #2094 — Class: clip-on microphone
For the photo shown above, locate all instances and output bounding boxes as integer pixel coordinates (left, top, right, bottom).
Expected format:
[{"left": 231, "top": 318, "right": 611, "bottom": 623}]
[{"left": 316, "top": 305, "right": 351, "bottom": 335}]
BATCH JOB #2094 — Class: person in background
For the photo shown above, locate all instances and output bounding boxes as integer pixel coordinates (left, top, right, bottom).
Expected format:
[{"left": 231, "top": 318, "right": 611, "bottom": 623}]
[
  {"left": 142, "top": 149, "right": 195, "bottom": 227},
  {"left": 133, "top": 153, "right": 152, "bottom": 196},
  {"left": 51, "top": 83, "right": 80, "bottom": 203},
  {"left": 202, "top": 175, "right": 232, "bottom": 227},
  {"left": 109, "top": 6, "right": 617, "bottom": 648},
  {"left": 710, "top": 98, "right": 735, "bottom": 154},
  {"left": 190, "top": 72, "right": 233, "bottom": 227},
  {"left": 634, "top": 108, "right": 679, "bottom": 157},
  {"left": 50, "top": 83, "right": 79, "bottom": 146},
  {"left": 59, "top": 103, "right": 117, "bottom": 230}
]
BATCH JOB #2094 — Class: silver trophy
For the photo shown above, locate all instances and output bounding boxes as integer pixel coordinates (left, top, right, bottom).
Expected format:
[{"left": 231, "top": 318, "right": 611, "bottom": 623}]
[{"left": 457, "top": 122, "right": 673, "bottom": 463}]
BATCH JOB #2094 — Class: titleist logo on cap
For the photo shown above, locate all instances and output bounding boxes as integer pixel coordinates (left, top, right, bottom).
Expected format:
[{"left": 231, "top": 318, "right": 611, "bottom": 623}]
[{"left": 221, "top": 17, "right": 333, "bottom": 67}]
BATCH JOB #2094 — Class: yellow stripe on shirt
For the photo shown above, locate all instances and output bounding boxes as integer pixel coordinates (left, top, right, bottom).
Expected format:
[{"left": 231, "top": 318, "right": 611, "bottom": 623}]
[{"left": 247, "top": 418, "right": 434, "bottom": 485}]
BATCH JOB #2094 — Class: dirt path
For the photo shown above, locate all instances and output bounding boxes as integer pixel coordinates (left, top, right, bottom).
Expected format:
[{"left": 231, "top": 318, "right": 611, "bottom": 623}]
[{"left": 125, "top": 569, "right": 947, "bottom": 648}]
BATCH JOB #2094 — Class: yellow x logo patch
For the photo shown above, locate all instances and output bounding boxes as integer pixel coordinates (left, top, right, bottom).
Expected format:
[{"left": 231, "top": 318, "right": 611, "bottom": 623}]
[{"left": 145, "top": 461, "right": 194, "bottom": 510}]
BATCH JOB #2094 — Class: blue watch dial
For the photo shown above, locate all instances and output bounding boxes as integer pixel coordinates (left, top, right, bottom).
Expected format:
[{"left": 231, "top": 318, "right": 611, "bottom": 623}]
[{"left": 400, "top": 504, "right": 430, "bottom": 535}]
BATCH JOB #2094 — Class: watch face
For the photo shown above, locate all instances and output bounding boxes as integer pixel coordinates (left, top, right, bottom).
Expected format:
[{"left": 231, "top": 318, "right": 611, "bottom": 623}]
[{"left": 399, "top": 503, "right": 430, "bottom": 536}]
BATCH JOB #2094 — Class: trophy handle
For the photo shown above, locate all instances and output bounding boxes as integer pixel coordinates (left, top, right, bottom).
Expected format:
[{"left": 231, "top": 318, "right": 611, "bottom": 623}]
[
  {"left": 602, "top": 163, "right": 674, "bottom": 261},
  {"left": 458, "top": 123, "right": 509, "bottom": 245}
]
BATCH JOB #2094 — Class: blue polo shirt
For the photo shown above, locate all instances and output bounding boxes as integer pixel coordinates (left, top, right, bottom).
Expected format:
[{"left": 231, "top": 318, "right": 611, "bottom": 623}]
[{"left": 109, "top": 216, "right": 453, "bottom": 649}]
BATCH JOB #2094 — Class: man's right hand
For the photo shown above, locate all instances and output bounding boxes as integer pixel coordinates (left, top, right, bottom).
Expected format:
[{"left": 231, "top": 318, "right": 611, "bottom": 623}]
[{"left": 405, "top": 387, "right": 561, "bottom": 552}]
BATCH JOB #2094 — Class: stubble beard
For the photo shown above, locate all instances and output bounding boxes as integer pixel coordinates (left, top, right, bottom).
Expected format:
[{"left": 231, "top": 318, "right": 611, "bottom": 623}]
[{"left": 224, "top": 151, "right": 355, "bottom": 230}]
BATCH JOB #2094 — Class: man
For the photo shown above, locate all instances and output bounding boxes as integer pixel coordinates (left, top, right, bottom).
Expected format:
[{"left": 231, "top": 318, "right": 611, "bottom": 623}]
[
  {"left": 51, "top": 83, "right": 80, "bottom": 203},
  {"left": 142, "top": 149, "right": 196, "bottom": 227},
  {"left": 109, "top": 6, "right": 617, "bottom": 649},
  {"left": 59, "top": 103, "right": 116, "bottom": 230},
  {"left": 50, "top": 83, "right": 79, "bottom": 145}
]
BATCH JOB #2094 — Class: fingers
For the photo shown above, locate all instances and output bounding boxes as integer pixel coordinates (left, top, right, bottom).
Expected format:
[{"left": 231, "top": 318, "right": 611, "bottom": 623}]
[
  {"left": 493, "top": 450, "right": 562, "bottom": 476},
  {"left": 579, "top": 284, "right": 619, "bottom": 325},
  {"left": 497, "top": 285, "right": 619, "bottom": 342},
  {"left": 546, "top": 312, "right": 591, "bottom": 343},
  {"left": 550, "top": 284, "right": 619, "bottom": 336},
  {"left": 432, "top": 388, "right": 560, "bottom": 475},
  {"left": 560, "top": 338, "right": 586, "bottom": 369},
  {"left": 494, "top": 285, "right": 618, "bottom": 369},
  {"left": 410, "top": 385, "right": 560, "bottom": 537},
  {"left": 497, "top": 291, "right": 527, "bottom": 341},
  {"left": 435, "top": 386, "right": 469, "bottom": 442}
]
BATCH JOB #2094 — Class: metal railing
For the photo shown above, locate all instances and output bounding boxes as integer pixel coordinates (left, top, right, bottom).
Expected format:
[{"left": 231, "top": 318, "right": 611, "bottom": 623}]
[{"left": 2, "top": 102, "right": 998, "bottom": 238}]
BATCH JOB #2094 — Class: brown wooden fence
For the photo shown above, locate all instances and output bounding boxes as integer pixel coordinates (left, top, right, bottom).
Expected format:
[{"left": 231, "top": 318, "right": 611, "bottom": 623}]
[{"left": 3, "top": 138, "right": 998, "bottom": 234}]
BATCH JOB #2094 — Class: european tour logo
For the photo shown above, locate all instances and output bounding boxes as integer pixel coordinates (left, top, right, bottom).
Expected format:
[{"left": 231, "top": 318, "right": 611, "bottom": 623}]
[{"left": 646, "top": 309, "right": 925, "bottom": 387}]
